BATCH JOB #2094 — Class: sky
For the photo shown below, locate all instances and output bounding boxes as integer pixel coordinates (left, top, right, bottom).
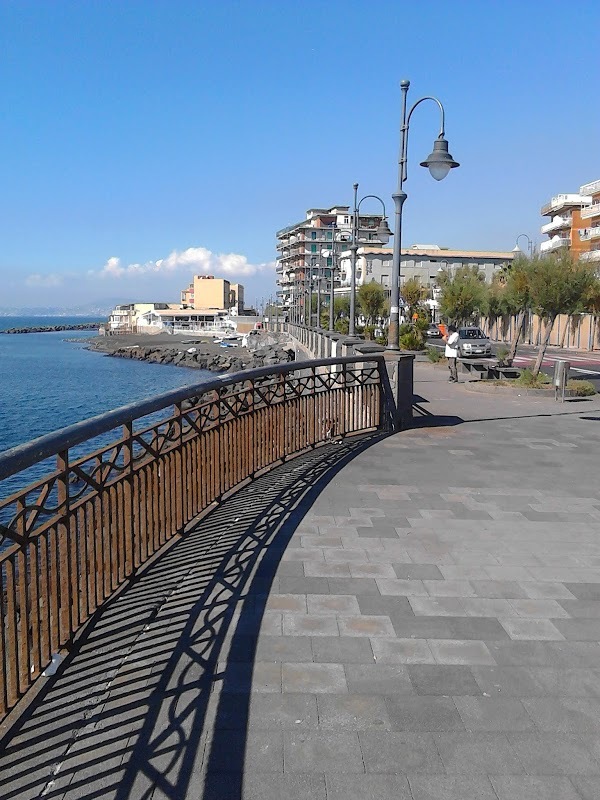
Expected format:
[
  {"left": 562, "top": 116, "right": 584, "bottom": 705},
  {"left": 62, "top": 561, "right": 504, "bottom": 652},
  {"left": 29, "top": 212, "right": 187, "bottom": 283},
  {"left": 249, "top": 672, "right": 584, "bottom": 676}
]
[{"left": 0, "top": 0, "right": 598, "bottom": 311}]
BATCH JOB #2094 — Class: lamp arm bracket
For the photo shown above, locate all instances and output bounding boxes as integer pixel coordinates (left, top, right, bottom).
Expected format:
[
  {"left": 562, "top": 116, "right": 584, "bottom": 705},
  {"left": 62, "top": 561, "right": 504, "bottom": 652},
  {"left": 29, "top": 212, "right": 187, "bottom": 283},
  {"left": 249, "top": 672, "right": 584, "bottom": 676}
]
[
  {"left": 356, "top": 194, "right": 387, "bottom": 217},
  {"left": 406, "top": 96, "right": 446, "bottom": 137}
]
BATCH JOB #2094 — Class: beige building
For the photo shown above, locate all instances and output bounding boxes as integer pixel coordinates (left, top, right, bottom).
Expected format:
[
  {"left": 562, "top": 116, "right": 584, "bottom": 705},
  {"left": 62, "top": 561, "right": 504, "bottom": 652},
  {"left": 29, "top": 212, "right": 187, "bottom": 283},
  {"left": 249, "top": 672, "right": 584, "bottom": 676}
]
[{"left": 181, "top": 276, "right": 232, "bottom": 310}]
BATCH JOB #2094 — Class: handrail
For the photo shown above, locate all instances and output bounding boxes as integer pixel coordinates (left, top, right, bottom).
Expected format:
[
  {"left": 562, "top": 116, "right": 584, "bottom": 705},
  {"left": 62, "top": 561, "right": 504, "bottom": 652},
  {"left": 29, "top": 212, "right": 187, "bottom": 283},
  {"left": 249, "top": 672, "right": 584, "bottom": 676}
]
[
  {"left": 0, "top": 355, "right": 389, "bottom": 719},
  {"left": 0, "top": 355, "right": 381, "bottom": 482}
]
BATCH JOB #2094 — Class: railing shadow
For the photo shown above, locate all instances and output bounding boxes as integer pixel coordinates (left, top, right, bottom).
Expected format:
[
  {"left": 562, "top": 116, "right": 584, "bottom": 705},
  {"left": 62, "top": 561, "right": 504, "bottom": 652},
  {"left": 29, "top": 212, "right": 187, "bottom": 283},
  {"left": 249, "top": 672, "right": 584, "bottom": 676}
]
[{"left": 0, "top": 433, "right": 384, "bottom": 799}]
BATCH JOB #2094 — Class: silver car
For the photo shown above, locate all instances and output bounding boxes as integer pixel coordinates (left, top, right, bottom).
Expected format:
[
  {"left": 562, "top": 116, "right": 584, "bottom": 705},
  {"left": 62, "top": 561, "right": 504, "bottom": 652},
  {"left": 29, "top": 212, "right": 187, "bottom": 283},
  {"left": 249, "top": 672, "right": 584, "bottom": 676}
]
[{"left": 457, "top": 327, "right": 492, "bottom": 358}]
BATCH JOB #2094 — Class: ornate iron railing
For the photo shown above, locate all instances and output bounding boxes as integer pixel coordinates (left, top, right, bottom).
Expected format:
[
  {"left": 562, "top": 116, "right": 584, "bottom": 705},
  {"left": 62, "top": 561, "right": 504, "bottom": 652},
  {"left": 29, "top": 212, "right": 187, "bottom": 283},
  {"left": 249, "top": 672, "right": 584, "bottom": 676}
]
[{"left": 0, "top": 356, "right": 388, "bottom": 719}]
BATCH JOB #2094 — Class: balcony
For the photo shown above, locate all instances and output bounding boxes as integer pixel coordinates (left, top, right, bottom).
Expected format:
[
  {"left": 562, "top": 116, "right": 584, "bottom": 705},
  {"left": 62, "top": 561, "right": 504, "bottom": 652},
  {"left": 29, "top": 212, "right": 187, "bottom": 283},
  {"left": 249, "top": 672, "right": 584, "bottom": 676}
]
[
  {"left": 581, "top": 202, "right": 600, "bottom": 220},
  {"left": 540, "top": 194, "right": 591, "bottom": 216},
  {"left": 579, "top": 227, "right": 600, "bottom": 242},
  {"left": 580, "top": 250, "right": 600, "bottom": 262},
  {"left": 540, "top": 216, "right": 571, "bottom": 234},
  {"left": 580, "top": 179, "right": 600, "bottom": 196},
  {"left": 539, "top": 236, "right": 571, "bottom": 253}
]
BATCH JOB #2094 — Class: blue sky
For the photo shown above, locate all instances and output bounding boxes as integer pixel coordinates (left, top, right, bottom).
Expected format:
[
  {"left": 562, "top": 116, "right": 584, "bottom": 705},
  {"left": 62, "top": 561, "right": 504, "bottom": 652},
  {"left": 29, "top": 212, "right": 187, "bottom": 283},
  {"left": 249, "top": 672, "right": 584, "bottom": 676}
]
[{"left": 0, "top": 0, "right": 598, "bottom": 310}]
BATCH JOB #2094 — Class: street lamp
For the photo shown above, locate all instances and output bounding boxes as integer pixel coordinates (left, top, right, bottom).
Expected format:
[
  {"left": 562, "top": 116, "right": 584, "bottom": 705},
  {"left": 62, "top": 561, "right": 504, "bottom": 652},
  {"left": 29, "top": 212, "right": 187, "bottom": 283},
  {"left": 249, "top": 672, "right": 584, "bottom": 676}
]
[
  {"left": 322, "top": 226, "right": 352, "bottom": 331},
  {"left": 388, "top": 79, "right": 460, "bottom": 350},
  {"left": 513, "top": 234, "right": 534, "bottom": 257},
  {"left": 350, "top": 183, "right": 392, "bottom": 336}
]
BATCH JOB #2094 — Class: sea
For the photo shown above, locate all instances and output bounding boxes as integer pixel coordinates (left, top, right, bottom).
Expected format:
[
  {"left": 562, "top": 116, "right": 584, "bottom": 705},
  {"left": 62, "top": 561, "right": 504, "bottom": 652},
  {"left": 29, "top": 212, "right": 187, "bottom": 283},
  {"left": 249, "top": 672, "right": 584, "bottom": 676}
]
[{"left": 0, "top": 316, "right": 211, "bottom": 456}]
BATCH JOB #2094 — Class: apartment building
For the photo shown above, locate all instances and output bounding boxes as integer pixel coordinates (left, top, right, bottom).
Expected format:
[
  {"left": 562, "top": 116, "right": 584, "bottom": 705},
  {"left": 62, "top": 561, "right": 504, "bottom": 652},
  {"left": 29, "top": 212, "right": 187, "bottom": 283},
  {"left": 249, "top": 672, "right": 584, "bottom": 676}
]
[
  {"left": 276, "top": 205, "right": 387, "bottom": 313},
  {"left": 337, "top": 244, "right": 514, "bottom": 294},
  {"left": 540, "top": 178, "right": 600, "bottom": 263},
  {"left": 181, "top": 276, "right": 232, "bottom": 310}
]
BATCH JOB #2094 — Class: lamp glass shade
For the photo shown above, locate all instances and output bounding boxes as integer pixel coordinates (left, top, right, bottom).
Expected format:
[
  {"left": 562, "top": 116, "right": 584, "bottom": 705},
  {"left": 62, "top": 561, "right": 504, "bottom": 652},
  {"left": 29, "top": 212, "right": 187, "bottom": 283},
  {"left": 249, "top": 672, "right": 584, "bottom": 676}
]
[
  {"left": 376, "top": 219, "right": 392, "bottom": 244},
  {"left": 420, "top": 136, "right": 459, "bottom": 182},
  {"left": 428, "top": 162, "right": 451, "bottom": 181}
]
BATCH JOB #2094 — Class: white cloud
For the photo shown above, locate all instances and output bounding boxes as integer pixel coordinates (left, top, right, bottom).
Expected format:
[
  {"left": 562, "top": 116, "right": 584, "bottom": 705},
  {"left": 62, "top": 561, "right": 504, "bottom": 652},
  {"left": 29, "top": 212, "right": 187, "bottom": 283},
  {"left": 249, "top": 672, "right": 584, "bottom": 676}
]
[
  {"left": 99, "top": 246, "right": 275, "bottom": 280},
  {"left": 25, "top": 273, "right": 64, "bottom": 287}
]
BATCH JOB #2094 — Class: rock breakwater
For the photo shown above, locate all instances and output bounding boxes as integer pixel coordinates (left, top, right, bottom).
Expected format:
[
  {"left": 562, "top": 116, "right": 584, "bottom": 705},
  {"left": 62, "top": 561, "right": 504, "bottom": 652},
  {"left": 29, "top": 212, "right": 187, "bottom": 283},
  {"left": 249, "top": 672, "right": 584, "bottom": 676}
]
[{"left": 1, "top": 323, "right": 100, "bottom": 334}]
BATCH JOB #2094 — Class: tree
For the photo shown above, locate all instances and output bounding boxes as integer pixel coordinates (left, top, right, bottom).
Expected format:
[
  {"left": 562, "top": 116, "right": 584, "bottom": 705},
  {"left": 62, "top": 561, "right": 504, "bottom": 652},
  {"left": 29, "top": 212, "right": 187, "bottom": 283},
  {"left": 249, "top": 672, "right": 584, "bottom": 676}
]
[
  {"left": 503, "top": 256, "right": 533, "bottom": 363},
  {"left": 528, "top": 252, "right": 596, "bottom": 376},
  {"left": 333, "top": 296, "right": 350, "bottom": 322},
  {"left": 582, "top": 278, "right": 600, "bottom": 351},
  {"left": 437, "top": 265, "right": 487, "bottom": 325},
  {"left": 401, "top": 277, "right": 427, "bottom": 316},
  {"left": 357, "top": 282, "right": 386, "bottom": 326}
]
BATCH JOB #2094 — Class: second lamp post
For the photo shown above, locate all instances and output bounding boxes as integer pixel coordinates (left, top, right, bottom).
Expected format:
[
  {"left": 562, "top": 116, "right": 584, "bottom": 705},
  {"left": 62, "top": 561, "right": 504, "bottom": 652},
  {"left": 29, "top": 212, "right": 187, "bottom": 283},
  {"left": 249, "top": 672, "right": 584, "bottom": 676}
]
[{"left": 387, "top": 79, "right": 460, "bottom": 350}]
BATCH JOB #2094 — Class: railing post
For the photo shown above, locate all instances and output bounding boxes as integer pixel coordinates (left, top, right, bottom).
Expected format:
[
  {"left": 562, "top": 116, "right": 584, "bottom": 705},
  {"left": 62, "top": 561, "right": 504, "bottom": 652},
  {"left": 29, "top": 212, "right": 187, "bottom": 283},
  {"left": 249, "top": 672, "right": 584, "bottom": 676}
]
[
  {"left": 56, "top": 449, "right": 72, "bottom": 647},
  {"left": 382, "top": 352, "right": 415, "bottom": 431}
]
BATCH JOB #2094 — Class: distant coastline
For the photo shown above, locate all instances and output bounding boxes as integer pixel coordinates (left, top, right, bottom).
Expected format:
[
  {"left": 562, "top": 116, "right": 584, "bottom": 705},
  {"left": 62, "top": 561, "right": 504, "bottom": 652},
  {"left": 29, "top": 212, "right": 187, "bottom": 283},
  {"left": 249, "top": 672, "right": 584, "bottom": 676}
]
[{"left": 0, "top": 322, "right": 101, "bottom": 335}]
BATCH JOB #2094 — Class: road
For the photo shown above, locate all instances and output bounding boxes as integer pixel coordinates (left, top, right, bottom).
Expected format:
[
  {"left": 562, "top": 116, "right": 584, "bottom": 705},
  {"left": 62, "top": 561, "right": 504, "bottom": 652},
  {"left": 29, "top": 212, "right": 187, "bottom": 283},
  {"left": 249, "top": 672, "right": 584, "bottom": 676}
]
[{"left": 427, "top": 337, "right": 600, "bottom": 391}]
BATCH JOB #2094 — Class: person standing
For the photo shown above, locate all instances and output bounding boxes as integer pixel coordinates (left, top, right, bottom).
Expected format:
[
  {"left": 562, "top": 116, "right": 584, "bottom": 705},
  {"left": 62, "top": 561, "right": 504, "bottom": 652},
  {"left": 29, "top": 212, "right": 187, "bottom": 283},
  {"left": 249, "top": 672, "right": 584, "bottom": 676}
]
[{"left": 444, "top": 324, "right": 460, "bottom": 382}]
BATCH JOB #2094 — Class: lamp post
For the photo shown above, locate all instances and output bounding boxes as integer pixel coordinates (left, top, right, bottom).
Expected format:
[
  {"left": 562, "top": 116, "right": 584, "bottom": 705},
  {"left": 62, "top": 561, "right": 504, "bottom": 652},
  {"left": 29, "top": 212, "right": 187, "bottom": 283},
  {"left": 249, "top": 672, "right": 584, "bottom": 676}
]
[
  {"left": 350, "top": 184, "right": 392, "bottom": 336},
  {"left": 513, "top": 234, "right": 534, "bottom": 258},
  {"left": 387, "top": 79, "right": 460, "bottom": 350}
]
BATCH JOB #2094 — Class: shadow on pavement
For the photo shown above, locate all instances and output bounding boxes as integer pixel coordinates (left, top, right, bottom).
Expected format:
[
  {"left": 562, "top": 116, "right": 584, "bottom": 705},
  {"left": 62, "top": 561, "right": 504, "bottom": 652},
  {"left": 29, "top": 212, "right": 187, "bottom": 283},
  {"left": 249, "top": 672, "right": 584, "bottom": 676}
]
[{"left": 0, "top": 434, "right": 384, "bottom": 800}]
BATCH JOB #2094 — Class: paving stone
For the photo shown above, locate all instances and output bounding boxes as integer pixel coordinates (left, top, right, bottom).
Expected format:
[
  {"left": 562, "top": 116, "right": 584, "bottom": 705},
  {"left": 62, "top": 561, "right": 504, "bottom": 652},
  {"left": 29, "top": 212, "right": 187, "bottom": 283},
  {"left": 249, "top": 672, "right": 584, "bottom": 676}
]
[
  {"left": 428, "top": 639, "right": 496, "bottom": 665},
  {"left": 384, "top": 696, "right": 465, "bottom": 731},
  {"left": 553, "top": 618, "right": 600, "bottom": 640},
  {"left": 283, "top": 614, "right": 339, "bottom": 637},
  {"left": 282, "top": 663, "right": 347, "bottom": 694},
  {"left": 217, "top": 661, "right": 282, "bottom": 693},
  {"left": 203, "top": 729, "right": 284, "bottom": 773},
  {"left": 393, "top": 564, "right": 444, "bottom": 581},
  {"left": 325, "top": 773, "right": 412, "bottom": 800},
  {"left": 485, "top": 641, "right": 600, "bottom": 668},
  {"left": 509, "top": 599, "right": 570, "bottom": 618},
  {"left": 506, "top": 732, "right": 600, "bottom": 775},
  {"left": 276, "top": 562, "right": 306, "bottom": 577},
  {"left": 409, "top": 598, "right": 467, "bottom": 617},
  {"left": 247, "top": 693, "right": 319, "bottom": 730},
  {"left": 255, "top": 635, "right": 313, "bottom": 662},
  {"left": 242, "top": 772, "right": 327, "bottom": 800},
  {"left": 564, "top": 583, "right": 600, "bottom": 600},
  {"left": 439, "top": 566, "right": 491, "bottom": 581},
  {"left": 448, "top": 617, "right": 510, "bottom": 641},
  {"left": 266, "top": 594, "right": 307, "bottom": 612},
  {"left": 316, "top": 694, "right": 391, "bottom": 730},
  {"left": 349, "top": 563, "right": 396, "bottom": 578},
  {"left": 306, "top": 594, "right": 360, "bottom": 615},
  {"left": 460, "top": 598, "right": 517, "bottom": 617},
  {"left": 391, "top": 616, "right": 455, "bottom": 639},
  {"left": 423, "top": 579, "right": 477, "bottom": 597},
  {"left": 279, "top": 576, "right": 331, "bottom": 594},
  {"left": 284, "top": 731, "right": 363, "bottom": 773},
  {"left": 359, "top": 731, "right": 444, "bottom": 773},
  {"left": 468, "top": 580, "right": 530, "bottom": 599},
  {"left": 409, "top": 774, "right": 498, "bottom": 800},
  {"left": 490, "top": 775, "right": 582, "bottom": 800},
  {"left": 344, "top": 664, "right": 415, "bottom": 695},
  {"left": 376, "top": 578, "right": 428, "bottom": 596},
  {"left": 454, "top": 696, "right": 535, "bottom": 731},
  {"left": 327, "top": 577, "right": 381, "bottom": 595},
  {"left": 521, "top": 698, "right": 600, "bottom": 732},
  {"left": 408, "top": 665, "right": 482, "bottom": 696},
  {"left": 520, "top": 581, "right": 577, "bottom": 600},
  {"left": 570, "top": 776, "right": 600, "bottom": 799},
  {"left": 357, "top": 595, "right": 415, "bottom": 618},
  {"left": 371, "top": 637, "right": 435, "bottom": 664},
  {"left": 559, "top": 600, "right": 600, "bottom": 618},
  {"left": 310, "top": 636, "right": 374, "bottom": 664},
  {"left": 434, "top": 732, "right": 525, "bottom": 774},
  {"left": 499, "top": 618, "right": 565, "bottom": 641},
  {"left": 338, "top": 615, "right": 395, "bottom": 637},
  {"left": 471, "top": 666, "right": 548, "bottom": 697}
]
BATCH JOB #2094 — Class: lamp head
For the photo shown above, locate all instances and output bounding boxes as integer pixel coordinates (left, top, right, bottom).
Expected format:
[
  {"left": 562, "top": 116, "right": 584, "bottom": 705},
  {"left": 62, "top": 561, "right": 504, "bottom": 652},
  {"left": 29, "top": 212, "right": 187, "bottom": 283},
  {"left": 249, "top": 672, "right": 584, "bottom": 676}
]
[
  {"left": 376, "top": 218, "right": 392, "bottom": 244},
  {"left": 420, "top": 136, "right": 460, "bottom": 181},
  {"left": 512, "top": 244, "right": 522, "bottom": 253}
]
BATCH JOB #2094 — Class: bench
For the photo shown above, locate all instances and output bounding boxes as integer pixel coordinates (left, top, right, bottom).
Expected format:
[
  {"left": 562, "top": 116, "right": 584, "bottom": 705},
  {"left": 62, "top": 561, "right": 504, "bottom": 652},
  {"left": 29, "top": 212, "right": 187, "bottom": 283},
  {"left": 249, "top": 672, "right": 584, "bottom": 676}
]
[{"left": 458, "top": 359, "right": 521, "bottom": 381}]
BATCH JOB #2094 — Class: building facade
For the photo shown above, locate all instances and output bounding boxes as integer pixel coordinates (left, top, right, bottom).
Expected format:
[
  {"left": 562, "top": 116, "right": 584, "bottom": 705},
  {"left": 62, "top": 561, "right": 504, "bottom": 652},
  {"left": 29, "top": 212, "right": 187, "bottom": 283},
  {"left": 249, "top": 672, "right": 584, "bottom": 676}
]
[
  {"left": 181, "top": 276, "right": 232, "bottom": 310},
  {"left": 276, "top": 205, "right": 388, "bottom": 318},
  {"left": 540, "top": 178, "right": 600, "bottom": 263},
  {"left": 338, "top": 244, "right": 515, "bottom": 294}
]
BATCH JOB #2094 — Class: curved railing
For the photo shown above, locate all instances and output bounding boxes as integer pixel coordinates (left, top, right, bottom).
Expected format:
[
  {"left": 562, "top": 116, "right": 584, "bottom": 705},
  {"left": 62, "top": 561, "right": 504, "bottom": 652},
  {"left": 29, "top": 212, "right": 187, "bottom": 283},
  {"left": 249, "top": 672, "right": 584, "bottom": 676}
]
[{"left": 0, "top": 356, "right": 389, "bottom": 719}]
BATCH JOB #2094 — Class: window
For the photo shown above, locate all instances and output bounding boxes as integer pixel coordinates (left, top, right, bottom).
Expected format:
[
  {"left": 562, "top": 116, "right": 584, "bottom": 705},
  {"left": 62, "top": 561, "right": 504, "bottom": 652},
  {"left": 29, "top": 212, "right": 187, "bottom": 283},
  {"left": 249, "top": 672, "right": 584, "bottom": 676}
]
[
  {"left": 366, "top": 263, "right": 373, "bottom": 274},
  {"left": 327, "top": 257, "right": 332, "bottom": 267},
  {"left": 326, "top": 232, "right": 332, "bottom": 240},
  {"left": 310, "top": 244, "right": 317, "bottom": 253},
  {"left": 343, "top": 216, "right": 349, "bottom": 224}
]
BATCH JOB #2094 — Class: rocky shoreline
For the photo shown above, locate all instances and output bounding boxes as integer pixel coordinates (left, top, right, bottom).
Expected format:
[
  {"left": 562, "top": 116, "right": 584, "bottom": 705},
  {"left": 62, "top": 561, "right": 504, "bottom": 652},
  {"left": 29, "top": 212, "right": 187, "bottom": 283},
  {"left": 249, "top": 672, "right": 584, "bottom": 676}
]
[
  {"left": 1, "top": 323, "right": 100, "bottom": 334},
  {"left": 85, "top": 332, "right": 296, "bottom": 373}
]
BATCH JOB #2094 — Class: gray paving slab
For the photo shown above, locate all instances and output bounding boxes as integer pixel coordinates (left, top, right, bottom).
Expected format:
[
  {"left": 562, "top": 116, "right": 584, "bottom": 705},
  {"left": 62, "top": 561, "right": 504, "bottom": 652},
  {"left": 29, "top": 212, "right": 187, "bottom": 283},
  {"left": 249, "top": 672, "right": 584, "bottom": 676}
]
[{"left": 3, "top": 363, "right": 600, "bottom": 797}]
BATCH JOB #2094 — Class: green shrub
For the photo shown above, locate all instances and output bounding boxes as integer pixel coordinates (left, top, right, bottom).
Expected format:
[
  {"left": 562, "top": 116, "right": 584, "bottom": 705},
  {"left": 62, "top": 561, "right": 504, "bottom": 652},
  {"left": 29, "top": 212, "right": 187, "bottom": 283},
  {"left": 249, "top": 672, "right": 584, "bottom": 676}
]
[
  {"left": 517, "top": 368, "right": 550, "bottom": 388},
  {"left": 375, "top": 336, "right": 387, "bottom": 346},
  {"left": 399, "top": 330, "right": 425, "bottom": 351},
  {"left": 414, "top": 316, "right": 430, "bottom": 333},
  {"left": 334, "top": 319, "right": 349, "bottom": 335},
  {"left": 426, "top": 346, "right": 442, "bottom": 363},
  {"left": 363, "top": 324, "right": 376, "bottom": 340},
  {"left": 496, "top": 346, "right": 510, "bottom": 366},
  {"left": 566, "top": 379, "right": 596, "bottom": 396},
  {"left": 399, "top": 322, "right": 413, "bottom": 337}
]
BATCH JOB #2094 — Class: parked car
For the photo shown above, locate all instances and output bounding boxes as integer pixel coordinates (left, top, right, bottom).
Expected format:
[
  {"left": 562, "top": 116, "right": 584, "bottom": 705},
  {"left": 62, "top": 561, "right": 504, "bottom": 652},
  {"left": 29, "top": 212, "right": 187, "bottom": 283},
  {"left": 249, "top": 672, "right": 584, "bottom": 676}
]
[
  {"left": 457, "top": 328, "right": 492, "bottom": 358},
  {"left": 426, "top": 324, "right": 442, "bottom": 338}
]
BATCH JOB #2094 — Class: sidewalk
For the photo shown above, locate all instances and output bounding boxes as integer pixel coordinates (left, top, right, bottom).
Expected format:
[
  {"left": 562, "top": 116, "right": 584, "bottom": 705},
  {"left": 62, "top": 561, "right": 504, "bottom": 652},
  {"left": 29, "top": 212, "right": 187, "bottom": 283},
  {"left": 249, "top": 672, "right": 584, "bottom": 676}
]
[{"left": 2, "top": 364, "right": 600, "bottom": 799}]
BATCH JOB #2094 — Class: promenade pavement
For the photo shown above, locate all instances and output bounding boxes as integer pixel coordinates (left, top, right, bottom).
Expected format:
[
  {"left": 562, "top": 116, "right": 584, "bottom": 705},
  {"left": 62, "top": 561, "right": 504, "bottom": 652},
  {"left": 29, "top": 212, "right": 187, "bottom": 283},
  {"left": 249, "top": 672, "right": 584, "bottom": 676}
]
[{"left": 2, "top": 363, "right": 600, "bottom": 799}]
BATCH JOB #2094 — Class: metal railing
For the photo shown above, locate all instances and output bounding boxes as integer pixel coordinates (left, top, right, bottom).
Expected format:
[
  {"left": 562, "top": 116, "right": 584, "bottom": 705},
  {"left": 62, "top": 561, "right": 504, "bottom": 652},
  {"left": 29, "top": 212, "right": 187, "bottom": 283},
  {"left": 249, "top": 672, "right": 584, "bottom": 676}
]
[{"left": 0, "top": 357, "right": 388, "bottom": 719}]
